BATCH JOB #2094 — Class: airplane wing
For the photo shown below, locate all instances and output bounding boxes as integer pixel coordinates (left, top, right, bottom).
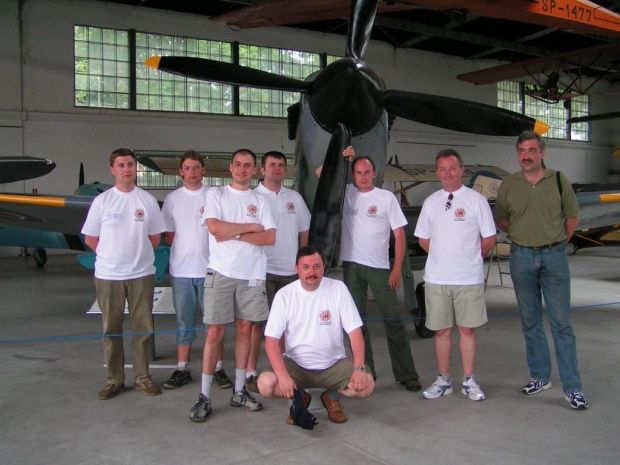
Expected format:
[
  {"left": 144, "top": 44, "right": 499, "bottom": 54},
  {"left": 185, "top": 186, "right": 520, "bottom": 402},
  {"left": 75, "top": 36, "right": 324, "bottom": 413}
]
[
  {"left": 0, "top": 157, "right": 56, "bottom": 184},
  {"left": 0, "top": 193, "right": 93, "bottom": 235},
  {"left": 457, "top": 42, "right": 620, "bottom": 86},
  {"left": 213, "top": 0, "right": 620, "bottom": 38},
  {"left": 573, "top": 185, "right": 620, "bottom": 230},
  {"left": 137, "top": 154, "right": 296, "bottom": 179},
  {"left": 383, "top": 164, "right": 509, "bottom": 183}
]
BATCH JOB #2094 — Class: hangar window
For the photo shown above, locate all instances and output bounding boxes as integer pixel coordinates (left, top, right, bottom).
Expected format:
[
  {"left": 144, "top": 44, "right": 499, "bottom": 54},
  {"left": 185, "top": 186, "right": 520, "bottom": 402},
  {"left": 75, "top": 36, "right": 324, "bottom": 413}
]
[
  {"left": 238, "top": 45, "right": 321, "bottom": 117},
  {"left": 497, "top": 81, "right": 590, "bottom": 141},
  {"left": 75, "top": 26, "right": 339, "bottom": 119},
  {"left": 74, "top": 26, "right": 130, "bottom": 108},
  {"left": 135, "top": 33, "right": 233, "bottom": 113}
]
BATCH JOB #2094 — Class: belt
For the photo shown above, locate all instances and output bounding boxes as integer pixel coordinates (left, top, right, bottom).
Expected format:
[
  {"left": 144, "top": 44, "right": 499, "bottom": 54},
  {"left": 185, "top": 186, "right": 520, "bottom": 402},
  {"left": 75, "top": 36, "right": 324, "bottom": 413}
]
[{"left": 513, "top": 241, "right": 562, "bottom": 250}]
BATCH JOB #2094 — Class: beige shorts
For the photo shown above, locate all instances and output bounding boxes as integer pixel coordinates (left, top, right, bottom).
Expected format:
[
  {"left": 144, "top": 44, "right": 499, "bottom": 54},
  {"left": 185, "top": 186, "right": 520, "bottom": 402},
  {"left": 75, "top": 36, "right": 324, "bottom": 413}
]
[
  {"left": 424, "top": 283, "right": 488, "bottom": 330},
  {"left": 262, "top": 358, "right": 368, "bottom": 391},
  {"left": 203, "top": 269, "right": 269, "bottom": 325}
]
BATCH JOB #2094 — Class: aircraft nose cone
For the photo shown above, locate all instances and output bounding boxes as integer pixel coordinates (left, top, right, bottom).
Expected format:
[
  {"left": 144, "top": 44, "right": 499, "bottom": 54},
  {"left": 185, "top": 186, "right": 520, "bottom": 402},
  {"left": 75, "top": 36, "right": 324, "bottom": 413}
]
[{"left": 308, "top": 58, "right": 385, "bottom": 136}]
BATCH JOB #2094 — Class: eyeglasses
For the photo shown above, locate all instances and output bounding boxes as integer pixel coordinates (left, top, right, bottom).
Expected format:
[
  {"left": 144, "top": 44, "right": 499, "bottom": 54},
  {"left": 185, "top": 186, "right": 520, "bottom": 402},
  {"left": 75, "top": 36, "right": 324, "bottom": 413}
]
[
  {"left": 182, "top": 166, "right": 203, "bottom": 172},
  {"left": 445, "top": 193, "right": 453, "bottom": 211}
]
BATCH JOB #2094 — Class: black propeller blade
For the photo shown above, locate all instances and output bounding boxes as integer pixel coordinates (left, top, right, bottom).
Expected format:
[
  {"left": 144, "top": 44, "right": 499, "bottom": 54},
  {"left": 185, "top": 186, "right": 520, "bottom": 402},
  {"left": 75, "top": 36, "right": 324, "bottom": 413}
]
[
  {"left": 383, "top": 90, "right": 549, "bottom": 136},
  {"left": 568, "top": 111, "right": 620, "bottom": 124},
  {"left": 308, "top": 123, "right": 351, "bottom": 275},
  {"left": 346, "top": 0, "right": 378, "bottom": 60},
  {"left": 79, "top": 162, "right": 85, "bottom": 187},
  {"left": 145, "top": 57, "right": 312, "bottom": 93}
]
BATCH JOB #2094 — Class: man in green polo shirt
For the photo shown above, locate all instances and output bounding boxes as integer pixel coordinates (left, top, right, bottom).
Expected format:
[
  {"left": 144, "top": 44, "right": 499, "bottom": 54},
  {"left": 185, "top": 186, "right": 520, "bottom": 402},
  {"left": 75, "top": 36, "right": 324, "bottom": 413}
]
[{"left": 494, "top": 131, "right": 588, "bottom": 410}]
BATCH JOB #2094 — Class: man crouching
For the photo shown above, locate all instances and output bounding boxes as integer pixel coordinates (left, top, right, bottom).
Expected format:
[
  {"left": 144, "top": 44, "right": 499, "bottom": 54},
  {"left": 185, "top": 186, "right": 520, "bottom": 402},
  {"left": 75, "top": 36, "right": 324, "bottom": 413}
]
[{"left": 258, "top": 246, "right": 374, "bottom": 425}]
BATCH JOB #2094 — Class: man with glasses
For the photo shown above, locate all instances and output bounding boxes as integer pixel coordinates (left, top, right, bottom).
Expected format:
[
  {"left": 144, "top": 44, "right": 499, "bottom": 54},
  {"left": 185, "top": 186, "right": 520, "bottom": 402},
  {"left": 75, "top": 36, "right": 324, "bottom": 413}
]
[
  {"left": 414, "top": 149, "right": 496, "bottom": 401},
  {"left": 161, "top": 151, "right": 232, "bottom": 391},
  {"left": 340, "top": 148, "right": 421, "bottom": 392},
  {"left": 494, "top": 131, "right": 588, "bottom": 410}
]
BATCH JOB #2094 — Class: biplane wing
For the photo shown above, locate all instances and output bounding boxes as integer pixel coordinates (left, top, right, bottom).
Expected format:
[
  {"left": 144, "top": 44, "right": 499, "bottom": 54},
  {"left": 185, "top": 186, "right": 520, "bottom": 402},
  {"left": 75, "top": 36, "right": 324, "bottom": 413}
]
[
  {"left": 213, "top": 0, "right": 620, "bottom": 39},
  {"left": 457, "top": 42, "right": 620, "bottom": 86}
]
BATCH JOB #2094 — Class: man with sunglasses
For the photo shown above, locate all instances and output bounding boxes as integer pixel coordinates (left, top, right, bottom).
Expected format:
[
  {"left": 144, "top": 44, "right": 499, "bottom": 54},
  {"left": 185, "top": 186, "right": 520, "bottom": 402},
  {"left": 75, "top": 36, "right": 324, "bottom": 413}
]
[{"left": 414, "top": 149, "right": 496, "bottom": 401}]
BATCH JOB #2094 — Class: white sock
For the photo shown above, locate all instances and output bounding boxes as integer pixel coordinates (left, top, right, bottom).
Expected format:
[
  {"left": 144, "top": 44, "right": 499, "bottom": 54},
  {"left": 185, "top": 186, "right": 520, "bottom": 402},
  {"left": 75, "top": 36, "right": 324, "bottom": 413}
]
[
  {"left": 215, "top": 360, "right": 223, "bottom": 371},
  {"left": 178, "top": 362, "right": 189, "bottom": 371},
  {"left": 235, "top": 368, "right": 247, "bottom": 392},
  {"left": 246, "top": 370, "right": 257, "bottom": 379},
  {"left": 201, "top": 374, "right": 213, "bottom": 398}
]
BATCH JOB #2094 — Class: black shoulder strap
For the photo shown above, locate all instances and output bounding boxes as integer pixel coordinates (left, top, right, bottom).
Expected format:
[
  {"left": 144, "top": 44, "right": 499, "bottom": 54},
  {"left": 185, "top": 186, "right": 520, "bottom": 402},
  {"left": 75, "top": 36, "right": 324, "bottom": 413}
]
[{"left": 556, "top": 171, "right": 564, "bottom": 218}]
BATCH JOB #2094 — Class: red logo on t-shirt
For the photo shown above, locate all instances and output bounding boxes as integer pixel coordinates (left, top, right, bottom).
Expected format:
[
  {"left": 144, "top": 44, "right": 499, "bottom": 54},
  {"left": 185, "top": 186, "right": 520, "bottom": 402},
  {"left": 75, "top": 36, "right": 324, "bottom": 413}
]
[
  {"left": 319, "top": 309, "right": 332, "bottom": 325},
  {"left": 199, "top": 206, "right": 204, "bottom": 216},
  {"left": 454, "top": 208, "right": 465, "bottom": 221},
  {"left": 135, "top": 209, "right": 145, "bottom": 221},
  {"left": 246, "top": 204, "right": 258, "bottom": 217},
  {"left": 367, "top": 205, "right": 378, "bottom": 217},
  {"left": 286, "top": 202, "right": 296, "bottom": 214}
]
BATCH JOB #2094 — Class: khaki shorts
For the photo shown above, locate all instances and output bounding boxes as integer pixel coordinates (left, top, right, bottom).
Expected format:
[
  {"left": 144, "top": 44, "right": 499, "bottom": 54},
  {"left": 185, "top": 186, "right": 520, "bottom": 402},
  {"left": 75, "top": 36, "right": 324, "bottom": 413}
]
[
  {"left": 203, "top": 269, "right": 269, "bottom": 325},
  {"left": 263, "top": 358, "right": 367, "bottom": 391},
  {"left": 424, "top": 283, "right": 488, "bottom": 330}
]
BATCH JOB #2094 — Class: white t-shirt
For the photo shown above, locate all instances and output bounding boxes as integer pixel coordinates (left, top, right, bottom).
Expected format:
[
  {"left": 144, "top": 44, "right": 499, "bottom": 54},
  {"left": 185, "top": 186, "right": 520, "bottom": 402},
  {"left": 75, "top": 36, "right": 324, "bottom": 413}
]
[
  {"left": 264, "top": 277, "right": 362, "bottom": 370},
  {"left": 162, "top": 185, "right": 210, "bottom": 278},
  {"left": 340, "top": 185, "right": 408, "bottom": 269},
  {"left": 205, "top": 185, "right": 277, "bottom": 280},
  {"left": 255, "top": 183, "right": 311, "bottom": 276},
  {"left": 81, "top": 186, "right": 166, "bottom": 280},
  {"left": 414, "top": 185, "right": 496, "bottom": 285}
]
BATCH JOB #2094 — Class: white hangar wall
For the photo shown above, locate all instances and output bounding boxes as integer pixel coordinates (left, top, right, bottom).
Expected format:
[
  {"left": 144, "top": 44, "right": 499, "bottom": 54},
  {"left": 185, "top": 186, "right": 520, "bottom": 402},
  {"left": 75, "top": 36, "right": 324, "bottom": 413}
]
[{"left": 0, "top": 0, "right": 617, "bottom": 201}]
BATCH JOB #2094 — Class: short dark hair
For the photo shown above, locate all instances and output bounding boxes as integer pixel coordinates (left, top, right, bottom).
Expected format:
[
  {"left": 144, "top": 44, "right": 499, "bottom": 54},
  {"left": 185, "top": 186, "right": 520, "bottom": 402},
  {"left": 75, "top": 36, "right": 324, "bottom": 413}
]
[
  {"left": 110, "top": 148, "right": 136, "bottom": 167},
  {"left": 232, "top": 148, "right": 257, "bottom": 165},
  {"left": 261, "top": 150, "right": 287, "bottom": 167},
  {"left": 296, "top": 245, "right": 324, "bottom": 265},
  {"left": 180, "top": 150, "right": 205, "bottom": 168},
  {"left": 435, "top": 149, "right": 464, "bottom": 167},
  {"left": 516, "top": 131, "right": 546, "bottom": 151},
  {"left": 351, "top": 156, "right": 376, "bottom": 173}
]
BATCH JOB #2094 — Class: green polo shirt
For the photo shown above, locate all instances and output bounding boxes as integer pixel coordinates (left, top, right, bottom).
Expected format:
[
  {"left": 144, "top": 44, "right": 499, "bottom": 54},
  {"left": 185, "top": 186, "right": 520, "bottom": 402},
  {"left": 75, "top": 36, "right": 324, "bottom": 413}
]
[{"left": 494, "top": 169, "right": 579, "bottom": 247}]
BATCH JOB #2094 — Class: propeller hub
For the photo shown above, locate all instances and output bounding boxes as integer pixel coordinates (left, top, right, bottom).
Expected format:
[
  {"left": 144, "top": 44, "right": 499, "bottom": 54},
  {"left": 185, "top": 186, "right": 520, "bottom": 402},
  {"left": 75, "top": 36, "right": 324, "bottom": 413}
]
[{"left": 308, "top": 58, "right": 385, "bottom": 136}]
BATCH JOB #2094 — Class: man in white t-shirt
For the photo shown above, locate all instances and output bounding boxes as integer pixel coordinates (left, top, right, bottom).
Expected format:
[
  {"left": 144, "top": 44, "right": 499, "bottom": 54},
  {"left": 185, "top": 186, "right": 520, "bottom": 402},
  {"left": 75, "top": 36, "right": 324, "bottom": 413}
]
[
  {"left": 189, "top": 149, "right": 276, "bottom": 423},
  {"left": 82, "top": 148, "right": 166, "bottom": 400},
  {"left": 257, "top": 246, "right": 374, "bottom": 426},
  {"left": 161, "top": 151, "right": 232, "bottom": 391},
  {"left": 340, "top": 149, "right": 421, "bottom": 391},
  {"left": 245, "top": 150, "right": 311, "bottom": 393},
  {"left": 414, "top": 149, "right": 496, "bottom": 402}
]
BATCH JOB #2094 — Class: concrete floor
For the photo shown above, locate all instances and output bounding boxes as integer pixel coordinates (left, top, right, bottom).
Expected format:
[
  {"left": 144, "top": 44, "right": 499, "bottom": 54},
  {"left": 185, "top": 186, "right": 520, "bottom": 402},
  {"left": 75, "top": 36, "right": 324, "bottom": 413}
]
[{"left": 1, "top": 247, "right": 619, "bottom": 465}]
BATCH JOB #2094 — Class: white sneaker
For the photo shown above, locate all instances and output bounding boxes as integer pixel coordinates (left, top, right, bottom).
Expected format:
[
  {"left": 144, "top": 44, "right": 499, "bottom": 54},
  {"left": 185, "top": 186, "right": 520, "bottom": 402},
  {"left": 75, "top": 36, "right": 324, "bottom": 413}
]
[
  {"left": 423, "top": 375, "right": 453, "bottom": 399},
  {"left": 461, "top": 375, "right": 485, "bottom": 401}
]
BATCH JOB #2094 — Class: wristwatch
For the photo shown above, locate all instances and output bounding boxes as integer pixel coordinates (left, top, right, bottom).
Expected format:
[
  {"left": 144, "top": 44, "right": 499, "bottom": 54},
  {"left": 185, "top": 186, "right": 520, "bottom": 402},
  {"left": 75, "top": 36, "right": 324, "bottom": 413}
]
[{"left": 353, "top": 365, "right": 366, "bottom": 372}]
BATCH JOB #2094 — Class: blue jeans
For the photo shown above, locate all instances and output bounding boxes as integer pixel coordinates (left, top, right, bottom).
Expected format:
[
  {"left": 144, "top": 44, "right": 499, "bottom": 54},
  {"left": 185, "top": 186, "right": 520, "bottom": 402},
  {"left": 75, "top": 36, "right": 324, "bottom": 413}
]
[
  {"left": 509, "top": 242, "right": 582, "bottom": 393},
  {"left": 169, "top": 276, "right": 205, "bottom": 346}
]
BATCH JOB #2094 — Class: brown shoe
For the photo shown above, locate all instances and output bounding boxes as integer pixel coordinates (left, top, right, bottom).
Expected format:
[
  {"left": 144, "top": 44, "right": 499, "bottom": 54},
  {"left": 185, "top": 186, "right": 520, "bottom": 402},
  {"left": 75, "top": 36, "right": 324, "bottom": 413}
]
[
  {"left": 286, "top": 390, "right": 312, "bottom": 425},
  {"left": 401, "top": 379, "right": 422, "bottom": 392},
  {"left": 320, "top": 391, "right": 348, "bottom": 423},
  {"left": 134, "top": 380, "right": 162, "bottom": 396},
  {"left": 98, "top": 383, "right": 124, "bottom": 400}
]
